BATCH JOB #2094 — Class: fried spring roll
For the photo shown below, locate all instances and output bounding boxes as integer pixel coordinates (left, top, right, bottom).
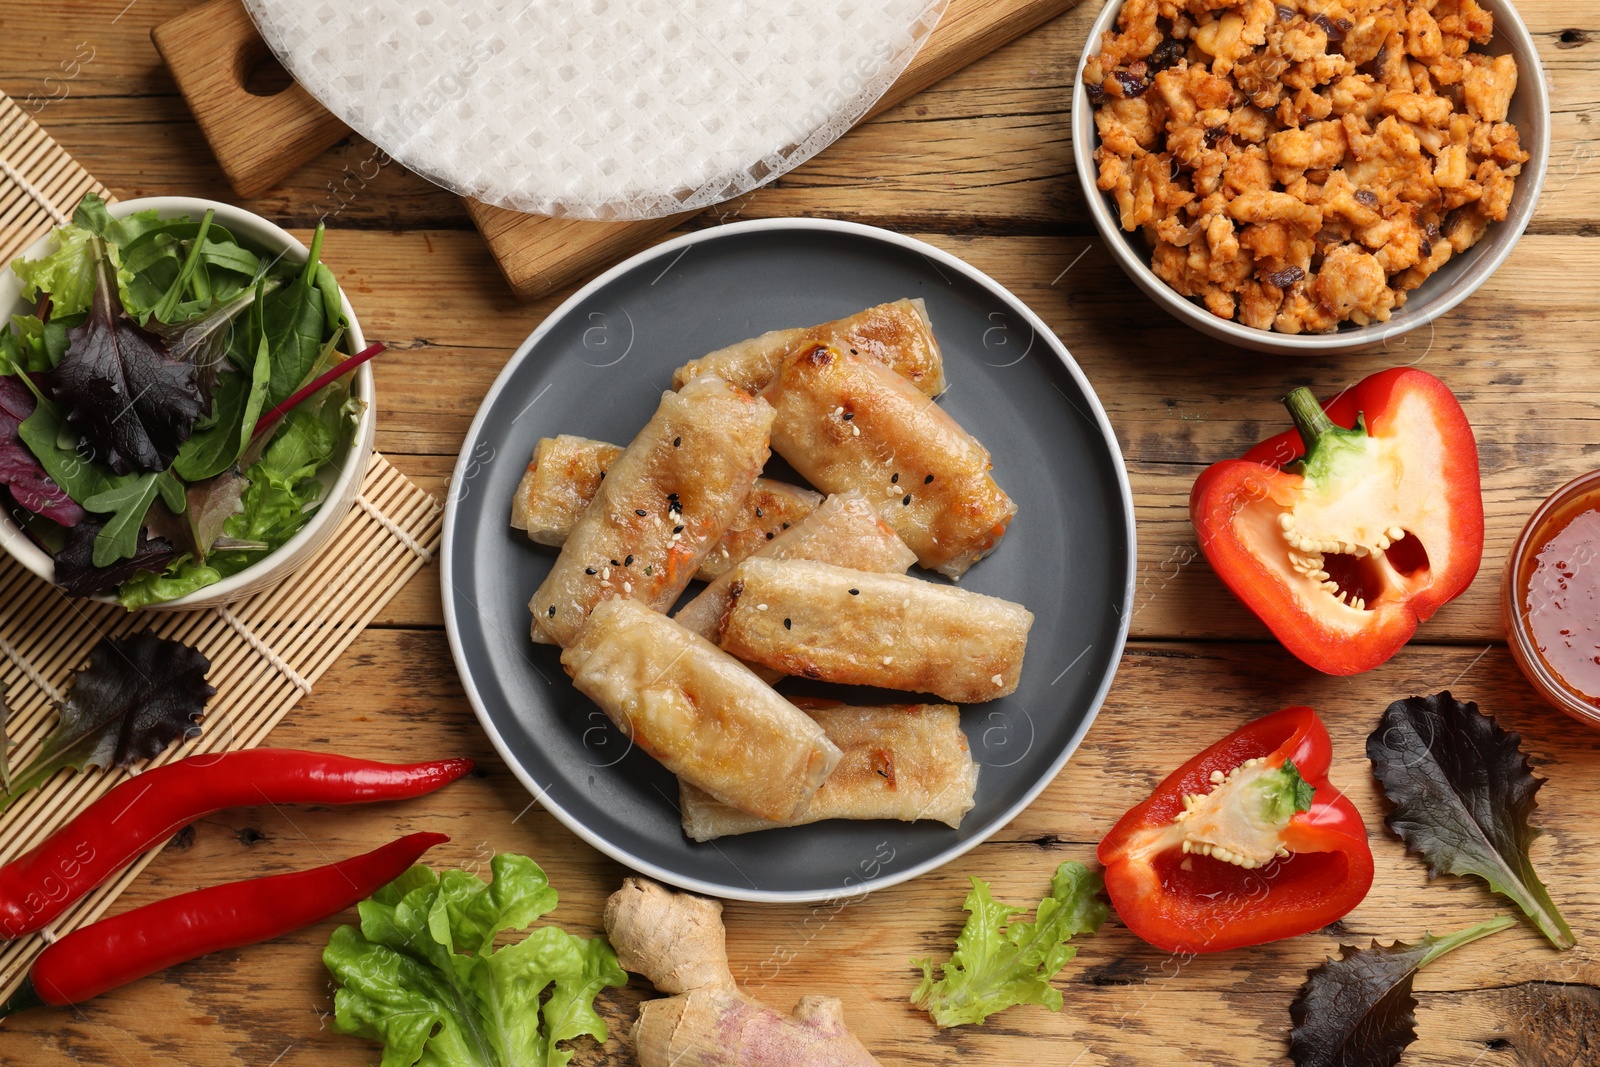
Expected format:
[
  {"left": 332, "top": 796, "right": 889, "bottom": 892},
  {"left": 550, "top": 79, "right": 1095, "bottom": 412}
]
[
  {"left": 692, "top": 479, "right": 823, "bottom": 580},
  {"left": 563, "top": 599, "right": 841, "bottom": 822},
  {"left": 762, "top": 344, "right": 1016, "bottom": 579},
  {"left": 674, "top": 491, "right": 916, "bottom": 643},
  {"left": 511, "top": 435, "right": 622, "bottom": 546},
  {"left": 672, "top": 299, "right": 946, "bottom": 398},
  {"left": 511, "top": 434, "right": 820, "bottom": 580},
  {"left": 529, "top": 375, "right": 773, "bottom": 646},
  {"left": 679, "top": 701, "right": 978, "bottom": 841},
  {"left": 719, "top": 559, "right": 1033, "bottom": 702}
]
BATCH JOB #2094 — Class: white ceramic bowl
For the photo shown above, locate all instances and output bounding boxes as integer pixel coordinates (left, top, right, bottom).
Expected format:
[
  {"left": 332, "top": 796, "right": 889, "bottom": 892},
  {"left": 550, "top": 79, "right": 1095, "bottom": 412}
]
[
  {"left": 0, "top": 197, "right": 375, "bottom": 609},
  {"left": 1070, "top": 0, "right": 1551, "bottom": 354}
]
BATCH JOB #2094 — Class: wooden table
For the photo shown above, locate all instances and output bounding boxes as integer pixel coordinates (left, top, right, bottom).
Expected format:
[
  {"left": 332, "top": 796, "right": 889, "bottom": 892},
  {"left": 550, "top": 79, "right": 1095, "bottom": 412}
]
[{"left": 3, "top": 3, "right": 1599, "bottom": 1064}]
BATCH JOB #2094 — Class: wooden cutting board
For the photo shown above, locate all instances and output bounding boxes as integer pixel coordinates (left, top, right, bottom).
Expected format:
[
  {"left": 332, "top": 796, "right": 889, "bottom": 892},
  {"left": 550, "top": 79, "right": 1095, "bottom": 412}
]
[{"left": 152, "top": 0, "right": 1081, "bottom": 299}]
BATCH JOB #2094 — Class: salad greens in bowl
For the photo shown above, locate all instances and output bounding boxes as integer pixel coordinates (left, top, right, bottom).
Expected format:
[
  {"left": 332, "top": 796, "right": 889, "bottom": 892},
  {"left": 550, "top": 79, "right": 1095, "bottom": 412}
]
[{"left": 0, "top": 194, "right": 376, "bottom": 609}]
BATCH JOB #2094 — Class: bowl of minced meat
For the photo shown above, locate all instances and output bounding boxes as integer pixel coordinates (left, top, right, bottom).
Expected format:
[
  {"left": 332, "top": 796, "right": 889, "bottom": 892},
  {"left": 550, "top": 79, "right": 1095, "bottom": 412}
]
[{"left": 1070, "top": 0, "right": 1550, "bottom": 353}]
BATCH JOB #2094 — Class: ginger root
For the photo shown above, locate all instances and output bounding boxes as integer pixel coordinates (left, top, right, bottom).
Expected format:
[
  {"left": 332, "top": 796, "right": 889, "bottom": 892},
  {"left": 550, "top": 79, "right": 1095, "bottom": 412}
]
[{"left": 604, "top": 877, "right": 883, "bottom": 1067}]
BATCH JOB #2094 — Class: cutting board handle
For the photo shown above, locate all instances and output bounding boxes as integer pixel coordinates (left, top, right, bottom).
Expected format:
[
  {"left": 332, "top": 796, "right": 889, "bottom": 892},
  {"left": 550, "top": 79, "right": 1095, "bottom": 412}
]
[{"left": 151, "top": 0, "right": 349, "bottom": 198}]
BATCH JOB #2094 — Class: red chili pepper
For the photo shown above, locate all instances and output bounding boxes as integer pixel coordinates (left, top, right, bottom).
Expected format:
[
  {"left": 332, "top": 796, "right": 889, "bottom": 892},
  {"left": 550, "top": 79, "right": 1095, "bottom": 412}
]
[
  {"left": 0, "top": 831, "right": 446, "bottom": 1016},
  {"left": 1098, "top": 707, "right": 1373, "bottom": 954},
  {"left": 0, "top": 749, "right": 472, "bottom": 940},
  {"left": 1190, "top": 368, "right": 1482, "bottom": 675}
]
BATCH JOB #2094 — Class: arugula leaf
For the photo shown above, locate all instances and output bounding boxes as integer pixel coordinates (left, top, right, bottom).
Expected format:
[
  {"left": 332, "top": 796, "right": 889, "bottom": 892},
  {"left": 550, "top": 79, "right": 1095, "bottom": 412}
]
[
  {"left": 1287, "top": 916, "right": 1516, "bottom": 1067},
  {"left": 0, "top": 377, "right": 84, "bottom": 525},
  {"left": 912, "top": 861, "right": 1109, "bottom": 1027},
  {"left": 40, "top": 241, "right": 207, "bottom": 475},
  {"left": 1367, "top": 691, "right": 1575, "bottom": 949},
  {"left": 10, "top": 223, "right": 99, "bottom": 318},
  {"left": 81, "top": 472, "right": 163, "bottom": 567},
  {"left": 262, "top": 223, "right": 331, "bottom": 407},
  {"left": 0, "top": 631, "right": 213, "bottom": 813},
  {"left": 323, "top": 853, "right": 628, "bottom": 1067}
]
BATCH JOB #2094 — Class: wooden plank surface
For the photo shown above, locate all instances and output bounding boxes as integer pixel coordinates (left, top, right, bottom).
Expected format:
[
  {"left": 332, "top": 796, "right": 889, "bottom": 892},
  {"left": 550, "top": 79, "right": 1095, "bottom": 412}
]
[{"left": 2, "top": 1, "right": 1600, "bottom": 1065}]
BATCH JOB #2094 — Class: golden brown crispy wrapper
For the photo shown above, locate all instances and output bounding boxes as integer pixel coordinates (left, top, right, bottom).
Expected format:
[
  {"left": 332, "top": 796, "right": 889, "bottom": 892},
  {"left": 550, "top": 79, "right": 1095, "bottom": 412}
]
[
  {"left": 718, "top": 559, "right": 1032, "bottom": 702},
  {"left": 511, "top": 434, "right": 819, "bottom": 581},
  {"left": 679, "top": 700, "right": 978, "bottom": 841},
  {"left": 563, "top": 599, "right": 840, "bottom": 823},
  {"left": 762, "top": 344, "right": 1014, "bottom": 579},
  {"left": 672, "top": 298, "right": 946, "bottom": 398},
  {"left": 673, "top": 490, "right": 915, "bottom": 643},
  {"left": 529, "top": 375, "right": 772, "bottom": 646}
]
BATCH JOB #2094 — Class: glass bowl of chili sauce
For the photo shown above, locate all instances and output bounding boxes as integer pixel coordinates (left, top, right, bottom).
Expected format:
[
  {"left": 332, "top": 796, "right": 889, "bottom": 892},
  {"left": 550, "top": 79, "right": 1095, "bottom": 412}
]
[{"left": 1505, "top": 470, "right": 1600, "bottom": 727}]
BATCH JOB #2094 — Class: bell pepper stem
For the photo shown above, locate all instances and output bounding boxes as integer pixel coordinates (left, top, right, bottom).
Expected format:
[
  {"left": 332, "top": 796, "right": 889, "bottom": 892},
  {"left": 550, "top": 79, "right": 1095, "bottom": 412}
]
[{"left": 1284, "top": 388, "right": 1338, "bottom": 452}]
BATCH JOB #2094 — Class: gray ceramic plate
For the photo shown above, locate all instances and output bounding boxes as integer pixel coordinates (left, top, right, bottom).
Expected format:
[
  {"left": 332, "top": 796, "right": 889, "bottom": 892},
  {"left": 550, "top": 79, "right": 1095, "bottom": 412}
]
[{"left": 442, "top": 219, "right": 1134, "bottom": 903}]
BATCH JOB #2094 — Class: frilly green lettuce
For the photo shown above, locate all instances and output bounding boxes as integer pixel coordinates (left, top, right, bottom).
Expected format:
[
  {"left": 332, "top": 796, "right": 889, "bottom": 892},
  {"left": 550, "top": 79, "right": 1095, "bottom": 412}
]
[
  {"left": 323, "top": 853, "right": 627, "bottom": 1067},
  {"left": 11, "top": 224, "right": 101, "bottom": 319},
  {"left": 912, "top": 861, "right": 1109, "bottom": 1028}
]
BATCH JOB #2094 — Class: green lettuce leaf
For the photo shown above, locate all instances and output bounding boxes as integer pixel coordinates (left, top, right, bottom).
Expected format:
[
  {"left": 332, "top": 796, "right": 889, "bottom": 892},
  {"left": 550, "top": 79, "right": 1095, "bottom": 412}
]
[
  {"left": 912, "top": 861, "right": 1109, "bottom": 1028},
  {"left": 11, "top": 224, "right": 99, "bottom": 318},
  {"left": 221, "top": 467, "right": 316, "bottom": 556},
  {"left": 116, "top": 555, "right": 223, "bottom": 609},
  {"left": 4, "top": 314, "right": 72, "bottom": 374},
  {"left": 218, "top": 366, "right": 361, "bottom": 559},
  {"left": 174, "top": 332, "right": 271, "bottom": 483},
  {"left": 19, "top": 195, "right": 149, "bottom": 317},
  {"left": 323, "top": 853, "right": 626, "bottom": 1067}
]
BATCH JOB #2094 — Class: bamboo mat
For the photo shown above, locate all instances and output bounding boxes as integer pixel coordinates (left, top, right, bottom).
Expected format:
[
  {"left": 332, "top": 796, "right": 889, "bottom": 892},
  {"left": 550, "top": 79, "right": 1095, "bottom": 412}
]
[{"left": 0, "top": 90, "right": 444, "bottom": 998}]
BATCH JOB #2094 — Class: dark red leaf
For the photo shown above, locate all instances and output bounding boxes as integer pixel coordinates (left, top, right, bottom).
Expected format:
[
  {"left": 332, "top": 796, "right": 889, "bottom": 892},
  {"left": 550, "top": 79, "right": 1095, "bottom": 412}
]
[
  {"left": 40, "top": 248, "right": 206, "bottom": 475},
  {"left": 59, "top": 631, "right": 213, "bottom": 769},
  {"left": 0, "top": 632, "right": 214, "bottom": 810},
  {"left": 0, "top": 377, "right": 84, "bottom": 526},
  {"left": 1287, "top": 917, "right": 1515, "bottom": 1067},
  {"left": 1367, "top": 692, "right": 1574, "bottom": 948},
  {"left": 185, "top": 469, "right": 249, "bottom": 557},
  {"left": 52, "top": 519, "right": 176, "bottom": 597}
]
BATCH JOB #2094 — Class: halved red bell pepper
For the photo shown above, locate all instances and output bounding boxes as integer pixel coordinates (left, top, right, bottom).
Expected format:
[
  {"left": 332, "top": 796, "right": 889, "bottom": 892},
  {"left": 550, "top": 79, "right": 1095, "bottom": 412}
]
[
  {"left": 1191, "top": 368, "right": 1482, "bottom": 676},
  {"left": 1098, "top": 706, "right": 1372, "bottom": 954}
]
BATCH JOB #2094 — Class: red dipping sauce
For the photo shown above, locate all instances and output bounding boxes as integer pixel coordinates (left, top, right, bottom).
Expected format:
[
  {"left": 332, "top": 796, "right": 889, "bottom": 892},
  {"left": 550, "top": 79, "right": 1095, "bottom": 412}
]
[
  {"left": 1525, "top": 508, "right": 1600, "bottom": 702},
  {"left": 1506, "top": 472, "right": 1600, "bottom": 726}
]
